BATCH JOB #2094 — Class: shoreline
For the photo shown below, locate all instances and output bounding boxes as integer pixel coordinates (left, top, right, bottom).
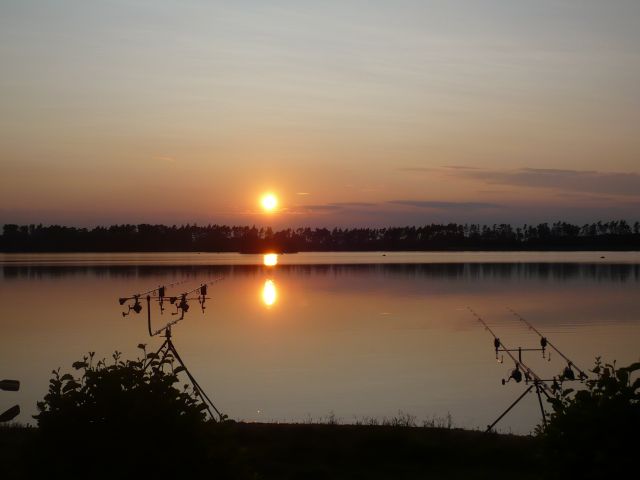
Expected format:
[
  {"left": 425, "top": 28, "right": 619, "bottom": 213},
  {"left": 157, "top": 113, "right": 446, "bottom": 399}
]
[{"left": 1, "top": 422, "right": 542, "bottom": 479}]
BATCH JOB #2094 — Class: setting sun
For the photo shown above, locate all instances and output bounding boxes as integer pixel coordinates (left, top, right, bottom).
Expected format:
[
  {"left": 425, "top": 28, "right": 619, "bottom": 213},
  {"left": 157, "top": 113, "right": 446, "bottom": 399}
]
[
  {"left": 263, "top": 253, "right": 278, "bottom": 266},
  {"left": 260, "top": 194, "right": 278, "bottom": 212}
]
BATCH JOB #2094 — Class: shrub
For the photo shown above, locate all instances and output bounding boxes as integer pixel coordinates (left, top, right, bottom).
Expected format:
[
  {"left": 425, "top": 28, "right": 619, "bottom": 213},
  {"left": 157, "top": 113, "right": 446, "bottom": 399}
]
[
  {"left": 35, "top": 347, "right": 209, "bottom": 432},
  {"left": 31, "top": 346, "right": 247, "bottom": 478},
  {"left": 539, "top": 357, "right": 640, "bottom": 478}
]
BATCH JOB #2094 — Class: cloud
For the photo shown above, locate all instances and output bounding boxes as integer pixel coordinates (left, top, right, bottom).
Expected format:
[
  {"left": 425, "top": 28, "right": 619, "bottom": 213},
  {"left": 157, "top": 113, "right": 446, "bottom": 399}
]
[
  {"left": 396, "top": 167, "right": 435, "bottom": 173},
  {"left": 289, "top": 202, "right": 378, "bottom": 213},
  {"left": 463, "top": 168, "right": 640, "bottom": 197},
  {"left": 388, "top": 200, "right": 500, "bottom": 209},
  {"left": 329, "top": 201, "right": 377, "bottom": 207},
  {"left": 291, "top": 204, "right": 342, "bottom": 212},
  {"left": 397, "top": 165, "right": 480, "bottom": 173},
  {"left": 441, "top": 165, "right": 482, "bottom": 170}
]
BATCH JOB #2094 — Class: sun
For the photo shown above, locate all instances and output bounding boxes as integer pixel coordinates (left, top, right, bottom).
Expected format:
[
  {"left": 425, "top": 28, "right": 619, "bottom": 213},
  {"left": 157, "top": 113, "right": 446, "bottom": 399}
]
[
  {"left": 263, "top": 253, "right": 278, "bottom": 266},
  {"left": 261, "top": 193, "right": 278, "bottom": 212}
]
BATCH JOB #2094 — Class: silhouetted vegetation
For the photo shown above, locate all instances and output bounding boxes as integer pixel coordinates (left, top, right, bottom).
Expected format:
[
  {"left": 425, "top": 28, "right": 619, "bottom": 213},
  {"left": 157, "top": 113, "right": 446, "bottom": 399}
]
[
  {"left": 35, "top": 348, "right": 208, "bottom": 430},
  {"left": 538, "top": 358, "right": 640, "bottom": 478},
  {"left": 2, "top": 220, "right": 639, "bottom": 252},
  {"left": 3, "top": 350, "right": 639, "bottom": 478},
  {"left": 1, "top": 422, "right": 540, "bottom": 480},
  {"left": 0, "top": 347, "right": 545, "bottom": 479},
  {"left": 27, "top": 348, "right": 251, "bottom": 479}
]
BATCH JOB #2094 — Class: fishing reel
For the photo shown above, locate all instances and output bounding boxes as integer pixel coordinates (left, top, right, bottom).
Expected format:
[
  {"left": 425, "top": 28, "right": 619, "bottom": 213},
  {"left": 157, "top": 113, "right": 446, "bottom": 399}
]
[
  {"left": 559, "top": 362, "right": 586, "bottom": 381},
  {"left": 170, "top": 294, "right": 190, "bottom": 319},
  {"left": 562, "top": 364, "right": 575, "bottom": 381},
  {"left": 502, "top": 364, "right": 523, "bottom": 384},
  {"left": 120, "top": 295, "right": 143, "bottom": 317},
  {"left": 119, "top": 283, "right": 182, "bottom": 318}
]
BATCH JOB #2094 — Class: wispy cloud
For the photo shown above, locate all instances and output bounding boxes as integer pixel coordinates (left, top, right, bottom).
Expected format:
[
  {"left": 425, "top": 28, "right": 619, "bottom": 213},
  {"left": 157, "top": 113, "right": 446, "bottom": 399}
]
[
  {"left": 294, "top": 202, "right": 379, "bottom": 212},
  {"left": 329, "top": 201, "right": 377, "bottom": 207},
  {"left": 397, "top": 165, "right": 481, "bottom": 173},
  {"left": 388, "top": 200, "right": 500, "bottom": 209},
  {"left": 396, "top": 167, "right": 435, "bottom": 173},
  {"left": 441, "top": 165, "right": 482, "bottom": 170},
  {"left": 461, "top": 168, "right": 640, "bottom": 197},
  {"left": 291, "top": 204, "right": 342, "bottom": 212}
]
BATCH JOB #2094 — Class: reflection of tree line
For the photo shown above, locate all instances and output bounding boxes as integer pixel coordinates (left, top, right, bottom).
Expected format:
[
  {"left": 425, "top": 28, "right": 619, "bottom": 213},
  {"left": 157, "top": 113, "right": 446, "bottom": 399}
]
[
  {"left": 3, "top": 263, "right": 639, "bottom": 282},
  {"left": 2, "top": 221, "right": 639, "bottom": 252}
]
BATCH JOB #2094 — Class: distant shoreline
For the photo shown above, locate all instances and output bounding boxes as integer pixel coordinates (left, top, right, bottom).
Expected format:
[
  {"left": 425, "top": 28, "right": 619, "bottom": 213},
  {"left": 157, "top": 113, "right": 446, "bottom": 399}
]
[
  {"left": 2, "top": 247, "right": 640, "bottom": 253},
  {"left": 2, "top": 221, "right": 639, "bottom": 253}
]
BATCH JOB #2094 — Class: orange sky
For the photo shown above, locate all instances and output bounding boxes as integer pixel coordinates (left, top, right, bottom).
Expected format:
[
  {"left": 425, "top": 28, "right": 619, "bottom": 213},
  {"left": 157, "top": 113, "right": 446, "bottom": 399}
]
[{"left": 1, "top": 1, "right": 639, "bottom": 226}]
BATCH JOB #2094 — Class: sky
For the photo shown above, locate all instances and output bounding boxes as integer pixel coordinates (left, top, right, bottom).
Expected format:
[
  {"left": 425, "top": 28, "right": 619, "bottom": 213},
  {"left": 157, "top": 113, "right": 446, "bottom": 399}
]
[{"left": 1, "top": 0, "right": 639, "bottom": 227}]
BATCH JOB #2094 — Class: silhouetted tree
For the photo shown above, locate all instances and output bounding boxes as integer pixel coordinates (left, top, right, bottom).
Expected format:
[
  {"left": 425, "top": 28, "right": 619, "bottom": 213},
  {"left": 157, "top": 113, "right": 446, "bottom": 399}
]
[
  {"left": 1, "top": 220, "right": 639, "bottom": 252},
  {"left": 539, "top": 358, "right": 640, "bottom": 479}
]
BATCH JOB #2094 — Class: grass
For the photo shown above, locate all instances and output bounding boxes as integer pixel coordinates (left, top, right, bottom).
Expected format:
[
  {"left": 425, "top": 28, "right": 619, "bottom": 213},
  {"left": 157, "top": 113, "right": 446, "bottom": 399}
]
[{"left": 0, "top": 420, "right": 543, "bottom": 479}]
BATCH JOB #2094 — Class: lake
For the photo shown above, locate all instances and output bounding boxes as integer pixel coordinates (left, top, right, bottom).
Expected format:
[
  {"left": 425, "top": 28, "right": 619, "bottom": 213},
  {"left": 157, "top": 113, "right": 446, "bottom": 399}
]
[{"left": 1, "top": 252, "right": 639, "bottom": 433}]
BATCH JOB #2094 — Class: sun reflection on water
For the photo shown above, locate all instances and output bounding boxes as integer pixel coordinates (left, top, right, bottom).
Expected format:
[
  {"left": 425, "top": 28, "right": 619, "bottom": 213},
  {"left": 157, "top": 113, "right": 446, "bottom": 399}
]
[{"left": 262, "top": 279, "right": 277, "bottom": 307}]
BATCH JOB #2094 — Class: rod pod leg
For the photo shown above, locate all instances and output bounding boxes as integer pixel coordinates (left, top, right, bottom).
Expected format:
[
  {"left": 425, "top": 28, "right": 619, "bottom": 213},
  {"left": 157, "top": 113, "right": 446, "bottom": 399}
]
[
  {"left": 486, "top": 384, "right": 534, "bottom": 433},
  {"left": 535, "top": 382, "right": 547, "bottom": 429}
]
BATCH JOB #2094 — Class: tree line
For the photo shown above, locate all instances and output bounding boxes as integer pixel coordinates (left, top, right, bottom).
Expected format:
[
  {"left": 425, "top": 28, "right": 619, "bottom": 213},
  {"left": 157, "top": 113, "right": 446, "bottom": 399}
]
[{"left": 1, "top": 220, "right": 639, "bottom": 252}]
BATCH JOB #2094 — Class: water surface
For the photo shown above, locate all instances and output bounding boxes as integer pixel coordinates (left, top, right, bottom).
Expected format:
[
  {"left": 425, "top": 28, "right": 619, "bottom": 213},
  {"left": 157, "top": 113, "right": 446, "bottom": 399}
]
[{"left": 1, "top": 252, "right": 638, "bottom": 433}]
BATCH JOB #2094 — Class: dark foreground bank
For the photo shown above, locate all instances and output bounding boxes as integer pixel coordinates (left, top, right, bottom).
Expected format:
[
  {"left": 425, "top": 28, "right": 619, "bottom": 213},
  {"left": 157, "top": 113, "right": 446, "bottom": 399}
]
[{"left": 1, "top": 422, "right": 539, "bottom": 479}]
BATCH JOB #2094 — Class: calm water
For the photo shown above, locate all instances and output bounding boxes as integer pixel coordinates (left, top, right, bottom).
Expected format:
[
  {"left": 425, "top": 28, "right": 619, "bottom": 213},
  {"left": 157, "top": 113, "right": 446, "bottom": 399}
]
[{"left": 1, "top": 252, "right": 639, "bottom": 433}]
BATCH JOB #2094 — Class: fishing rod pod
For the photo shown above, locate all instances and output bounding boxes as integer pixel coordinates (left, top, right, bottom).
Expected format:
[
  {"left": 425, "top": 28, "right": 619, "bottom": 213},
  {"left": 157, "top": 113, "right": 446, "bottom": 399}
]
[{"left": 118, "top": 277, "right": 226, "bottom": 422}]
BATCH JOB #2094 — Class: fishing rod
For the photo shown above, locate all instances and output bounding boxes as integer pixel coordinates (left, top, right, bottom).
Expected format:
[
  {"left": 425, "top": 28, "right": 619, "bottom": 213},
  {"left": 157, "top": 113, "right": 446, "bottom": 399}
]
[
  {"left": 468, "top": 307, "right": 552, "bottom": 394},
  {"left": 151, "top": 277, "right": 225, "bottom": 334},
  {"left": 508, "top": 308, "right": 588, "bottom": 381},
  {"left": 119, "top": 276, "right": 224, "bottom": 335},
  {"left": 118, "top": 278, "right": 191, "bottom": 306},
  {"left": 1, "top": 379, "right": 20, "bottom": 423},
  {"left": 118, "top": 278, "right": 192, "bottom": 316},
  {"left": 118, "top": 277, "right": 227, "bottom": 422},
  {"left": 469, "top": 307, "right": 555, "bottom": 431}
]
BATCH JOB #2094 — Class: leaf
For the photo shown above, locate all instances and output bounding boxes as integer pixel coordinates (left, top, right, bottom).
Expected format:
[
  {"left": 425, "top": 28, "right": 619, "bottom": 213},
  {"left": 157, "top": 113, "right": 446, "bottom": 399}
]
[
  {"left": 575, "top": 390, "right": 591, "bottom": 402},
  {"left": 624, "top": 362, "right": 640, "bottom": 373},
  {"left": 174, "top": 366, "right": 186, "bottom": 374},
  {"left": 616, "top": 369, "right": 629, "bottom": 385},
  {"left": 60, "top": 374, "right": 74, "bottom": 382},
  {"left": 62, "top": 380, "right": 80, "bottom": 393},
  {"left": 72, "top": 361, "right": 88, "bottom": 370}
]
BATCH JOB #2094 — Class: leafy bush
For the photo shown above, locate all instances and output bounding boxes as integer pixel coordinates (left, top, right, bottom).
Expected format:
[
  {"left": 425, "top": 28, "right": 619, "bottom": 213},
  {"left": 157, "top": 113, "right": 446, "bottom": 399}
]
[
  {"left": 539, "top": 358, "right": 640, "bottom": 478},
  {"left": 31, "top": 346, "right": 248, "bottom": 478},
  {"left": 35, "top": 346, "right": 209, "bottom": 432}
]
